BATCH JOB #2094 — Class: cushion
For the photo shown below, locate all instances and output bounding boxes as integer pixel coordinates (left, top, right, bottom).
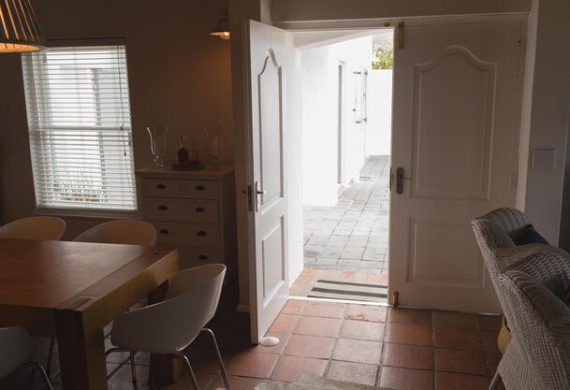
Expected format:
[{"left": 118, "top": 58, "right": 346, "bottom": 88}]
[{"left": 510, "top": 224, "right": 549, "bottom": 246}]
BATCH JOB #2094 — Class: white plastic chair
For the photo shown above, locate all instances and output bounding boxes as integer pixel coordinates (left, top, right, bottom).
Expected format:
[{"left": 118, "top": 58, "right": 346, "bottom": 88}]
[
  {"left": 74, "top": 219, "right": 157, "bottom": 245},
  {"left": 0, "top": 216, "right": 66, "bottom": 241},
  {"left": 108, "top": 264, "right": 231, "bottom": 390},
  {"left": 0, "top": 327, "right": 53, "bottom": 389}
]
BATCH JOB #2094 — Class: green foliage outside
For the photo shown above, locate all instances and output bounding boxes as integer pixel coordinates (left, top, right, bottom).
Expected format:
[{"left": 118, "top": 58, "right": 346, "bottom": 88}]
[{"left": 372, "top": 47, "right": 393, "bottom": 70}]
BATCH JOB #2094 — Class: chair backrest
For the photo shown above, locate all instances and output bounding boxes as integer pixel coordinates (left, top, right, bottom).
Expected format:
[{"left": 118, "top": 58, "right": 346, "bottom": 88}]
[
  {"left": 471, "top": 207, "right": 542, "bottom": 322},
  {"left": 0, "top": 327, "right": 34, "bottom": 380},
  {"left": 0, "top": 216, "right": 66, "bottom": 241},
  {"left": 111, "top": 264, "right": 226, "bottom": 354},
  {"left": 499, "top": 267, "right": 570, "bottom": 389},
  {"left": 480, "top": 207, "right": 529, "bottom": 235},
  {"left": 74, "top": 219, "right": 156, "bottom": 245}
]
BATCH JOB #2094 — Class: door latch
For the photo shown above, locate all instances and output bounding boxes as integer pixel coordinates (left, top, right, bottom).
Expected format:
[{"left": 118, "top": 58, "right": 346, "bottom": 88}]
[
  {"left": 396, "top": 167, "right": 405, "bottom": 194},
  {"left": 395, "top": 167, "right": 411, "bottom": 195},
  {"left": 241, "top": 185, "right": 253, "bottom": 212}
]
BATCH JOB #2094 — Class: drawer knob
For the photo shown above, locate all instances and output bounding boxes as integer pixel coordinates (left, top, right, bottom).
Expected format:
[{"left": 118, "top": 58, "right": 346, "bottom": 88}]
[
  {"left": 195, "top": 185, "right": 206, "bottom": 191},
  {"left": 156, "top": 183, "right": 166, "bottom": 189},
  {"left": 195, "top": 207, "right": 206, "bottom": 213},
  {"left": 198, "top": 254, "right": 209, "bottom": 261},
  {"left": 158, "top": 205, "right": 168, "bottom": 211},
  {"left": 197, "top": 231, "right": 207, "bottom": 237},
  {"left": 159, "top": 229, "right": 170, "bottom": 234}
]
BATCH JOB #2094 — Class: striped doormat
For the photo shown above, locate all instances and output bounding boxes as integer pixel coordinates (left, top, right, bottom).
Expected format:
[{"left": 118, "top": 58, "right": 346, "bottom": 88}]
[{"left": 308, "top": 280, "right": 388, "bottom": 303}]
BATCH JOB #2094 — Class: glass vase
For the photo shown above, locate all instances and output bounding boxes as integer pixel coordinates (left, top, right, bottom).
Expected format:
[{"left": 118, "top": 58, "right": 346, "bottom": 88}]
[{"left": 146, "top": 126, "right": 168, "bottom": 169}]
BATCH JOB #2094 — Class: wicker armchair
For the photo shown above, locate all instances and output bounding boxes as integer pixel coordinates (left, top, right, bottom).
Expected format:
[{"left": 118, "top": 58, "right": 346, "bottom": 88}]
[
  {"left": 472, "top": 208, "right": 553, "bottom": 350},
  {"left": 497, "top": 252, "right": 570, "bottom": 389}
]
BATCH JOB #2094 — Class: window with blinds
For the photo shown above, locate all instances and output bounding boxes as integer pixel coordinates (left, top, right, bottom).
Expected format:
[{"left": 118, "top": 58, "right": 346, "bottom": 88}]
[{"left": 21, "top": 45, "right": 137, "bottom": 211}]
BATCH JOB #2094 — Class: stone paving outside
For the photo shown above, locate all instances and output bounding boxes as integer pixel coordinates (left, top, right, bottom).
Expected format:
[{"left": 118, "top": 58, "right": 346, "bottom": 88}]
[{"left": 290, "top": 156, "right": 391, "bottom": 297}]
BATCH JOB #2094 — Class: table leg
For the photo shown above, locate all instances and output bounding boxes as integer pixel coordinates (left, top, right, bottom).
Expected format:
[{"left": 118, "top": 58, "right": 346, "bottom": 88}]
[
  {"left": 148, "top": 281, "right": 184, "bottom": 387},
  {"left": 55, "top": 309, "right": 107, "bottom": 389}
]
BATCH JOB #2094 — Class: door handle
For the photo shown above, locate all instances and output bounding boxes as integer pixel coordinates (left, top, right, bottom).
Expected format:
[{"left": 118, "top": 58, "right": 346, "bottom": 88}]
[{"left": 396, "top": 167, "right": 411, "bottom": 195}]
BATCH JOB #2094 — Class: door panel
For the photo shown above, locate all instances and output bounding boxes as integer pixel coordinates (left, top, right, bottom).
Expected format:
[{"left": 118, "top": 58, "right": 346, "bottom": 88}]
[
  {"left": 390, "top": 19, "right": 524, "bottom": 313},
  {"left": 258, "top": 52, "right": 284, "bottom": 206},
  {"left": 248, "top": 20, "right": 291, "bottom": 343},
  {"left": 412, "top": 47, "right": 495, "bottom": 200}
]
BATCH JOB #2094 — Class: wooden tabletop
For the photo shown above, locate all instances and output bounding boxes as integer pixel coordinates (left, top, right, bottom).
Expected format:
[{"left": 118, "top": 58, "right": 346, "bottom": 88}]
[
  {"left": 0, "top": 238, "right": 179, "bottom": 334},
  {"left": 0, "top": 239, "right": 148, "bottom": 307},
  {"left": 0, "top": 238, "right": 180, "bottom": 389}
]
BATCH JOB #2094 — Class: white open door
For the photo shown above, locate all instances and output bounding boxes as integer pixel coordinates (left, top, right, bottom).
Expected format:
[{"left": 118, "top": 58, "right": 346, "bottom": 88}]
[
  {"left": 389, "top": 17, "right": 525, "bottom": 313},
  {"left": 247, "top": 20, "right": 294, "bottom": 343}
]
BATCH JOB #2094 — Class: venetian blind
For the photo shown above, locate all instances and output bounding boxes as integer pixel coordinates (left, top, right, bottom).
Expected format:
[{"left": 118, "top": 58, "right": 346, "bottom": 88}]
[{"left": 21, "top": 45, "right": 137, "bottom": 211}]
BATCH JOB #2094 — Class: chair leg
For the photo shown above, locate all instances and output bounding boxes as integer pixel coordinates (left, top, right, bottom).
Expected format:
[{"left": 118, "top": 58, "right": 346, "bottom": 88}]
[
  {"left": 33, "top": 362, "right": 54, "bottom": 390},
  {"left": 177, "top": 353, "right": 200, "bottom": 390},
  {"left": 130, "top": 351, "right": 138, "bottom": 390},
  {"left": 489, "top": 371, "right": 501, "bottom": 390},
  {"left": 201, "top": 328, "right": 231, "bottom": 390}
]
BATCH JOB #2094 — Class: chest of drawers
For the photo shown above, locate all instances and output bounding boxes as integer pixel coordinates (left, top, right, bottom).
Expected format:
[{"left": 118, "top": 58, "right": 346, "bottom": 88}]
[{"left": 136, "top": 168, "right": 237, "bottom": 279}]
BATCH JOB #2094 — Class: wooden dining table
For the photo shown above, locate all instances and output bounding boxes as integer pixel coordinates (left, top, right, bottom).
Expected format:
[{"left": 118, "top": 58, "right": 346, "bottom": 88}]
[{"left": 0, "top": 238, "right": 180, "bottom": 389}]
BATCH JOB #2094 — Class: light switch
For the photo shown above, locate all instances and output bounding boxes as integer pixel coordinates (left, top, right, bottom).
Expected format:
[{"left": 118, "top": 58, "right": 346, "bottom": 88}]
[{"left": 532, "top": 148, "right": 557, "bottom": 171}]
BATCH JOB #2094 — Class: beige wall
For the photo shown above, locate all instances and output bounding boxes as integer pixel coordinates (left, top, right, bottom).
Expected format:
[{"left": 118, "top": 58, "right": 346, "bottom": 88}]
[
  {"left": 0, "top": 0, "right": 233, "bottom": 239},
  {"left": 525, "top": 0, "right": 570, "bottom": 245}
]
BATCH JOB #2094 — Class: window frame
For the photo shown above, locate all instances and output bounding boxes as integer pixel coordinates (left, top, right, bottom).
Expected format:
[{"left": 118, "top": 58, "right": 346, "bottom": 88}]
[{"left": 22, "top": 41, "right": 139, "bottom": 217}]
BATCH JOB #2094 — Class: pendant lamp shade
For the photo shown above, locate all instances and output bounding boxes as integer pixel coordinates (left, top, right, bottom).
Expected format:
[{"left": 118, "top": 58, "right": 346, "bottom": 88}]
[{"left": 0, "top": 0, "right": 45, "bottom": 53}]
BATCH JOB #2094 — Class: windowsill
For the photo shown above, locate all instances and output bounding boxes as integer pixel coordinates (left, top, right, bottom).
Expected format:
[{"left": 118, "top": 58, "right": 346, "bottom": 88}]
[{"left": 34, "top": 208, "right": 141, "bottom": 221}]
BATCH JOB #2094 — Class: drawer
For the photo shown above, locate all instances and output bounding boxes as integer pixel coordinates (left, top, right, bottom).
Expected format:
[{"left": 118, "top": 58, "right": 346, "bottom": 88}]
[
  {"left": 144, "top": 179, "right": 180, "bottom": 197},
  {"left": 178, "top": 247, "right": 222, "bottom": 268},
  {"left": 182, "top": 180, "right": 219, "bottom": 199},
  {"left": 155, "top": 222, "right": 220, "bottom": 247},
  {"left": 143, "top": 198, "right": 219, "bottom": 222}
]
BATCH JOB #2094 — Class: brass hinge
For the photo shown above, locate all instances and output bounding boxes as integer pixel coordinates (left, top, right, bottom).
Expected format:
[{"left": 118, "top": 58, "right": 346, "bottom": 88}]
[
  {"left": 391, "top": 291, "right": 399, "bottom": 308},
  {"left": 397, "top": 22, "right": 405, "bottom": 50}
]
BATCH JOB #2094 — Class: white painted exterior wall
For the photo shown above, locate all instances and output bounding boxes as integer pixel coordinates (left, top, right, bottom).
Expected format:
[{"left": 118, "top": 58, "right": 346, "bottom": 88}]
[
  {"left": 366, "top": 70, "right": 393, "bottom": 156},
  {"left": 301, "top": 36, "right": 392, "bottom": 206}
]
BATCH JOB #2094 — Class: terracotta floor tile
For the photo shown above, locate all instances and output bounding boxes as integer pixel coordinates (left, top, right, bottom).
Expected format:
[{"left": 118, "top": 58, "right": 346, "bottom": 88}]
[
  {"left": 208, "top": 375, "right": 266, "bottom": 390},
  {"left": 433, "top": 327, "right": 481, "bottom": 351},
  {"left": 435, "top": 349, "right": 487, "bottom": 375},
  {"left": 379, "top": 366, "right": 434, "bottom": 390},
  {"left": 345, "top": 304, "right": 387, "bottom": 322},
  {"left": 477, "top": 315, "right": 502, "bottom": 332},
  {"left": 332, "top": 338, "right": 382, "bottom": 364},
  {"left": 326, "top": 361, "right": 378, "bottom": 386},
  {"left": 436, "top": 372, "right": 490, "bottom": 390},
  {"left": 433, "top": 311, "right": 477, "bottom": 331},
  {"left": 485, "top": 352, "right": 501, "bottom": 377},
  {"left": 226, "top": 352, "right": 279, "bottom": 379},
  {"left": 187, "top": 347, "right": 230, "bottom": 376},
  {"left": 388, "top": 308, "right": 431, "bottom": 325},
  {"left": 271, "top": 356, "right": 327, "bottom": 383},
  {"left": 340, "top": 319, "right": 385, "bottom": 341},
  {"left": 281, "top": 300, "right": 306, "bottom": 315},
  {"left": 251, "top": 333, "right": 291, "bottom": 355},
  {"left": 268, "top": 314, "right": 299, "bottom": 334},
  {"left": 480, "top": 331, "right": 501, "bottom": 354},
  {"left": 295, "top": 316, "right": 342, "bottom": 337},
  {"left": 385, "top": 323, "right": 432, "bottom": 346},
  {"left": 382, "top": 343, "right": 434, "bottom": 370},
  {"left": 284, "top": 334, "right": 335, "bottom": 359},
  {"left": 303, "top": 301, "right": 346, "bottom": 318}
]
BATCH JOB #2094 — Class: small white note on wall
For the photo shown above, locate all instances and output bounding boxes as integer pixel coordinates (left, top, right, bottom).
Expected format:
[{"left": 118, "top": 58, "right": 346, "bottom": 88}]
[{"left": 532, "top": 148, "right": 557, "bottom": 171}]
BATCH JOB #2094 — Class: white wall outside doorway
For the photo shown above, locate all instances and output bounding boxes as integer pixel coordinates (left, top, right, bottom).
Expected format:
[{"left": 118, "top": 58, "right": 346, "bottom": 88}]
[{"left": 301, "top": 35, "right": 393, "bottom": 207}]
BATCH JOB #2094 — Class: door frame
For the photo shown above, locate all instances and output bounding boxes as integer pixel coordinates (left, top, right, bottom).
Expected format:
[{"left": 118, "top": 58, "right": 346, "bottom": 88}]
[{"left": 233, "top": 13, "right": 529, "bottom": 344}]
